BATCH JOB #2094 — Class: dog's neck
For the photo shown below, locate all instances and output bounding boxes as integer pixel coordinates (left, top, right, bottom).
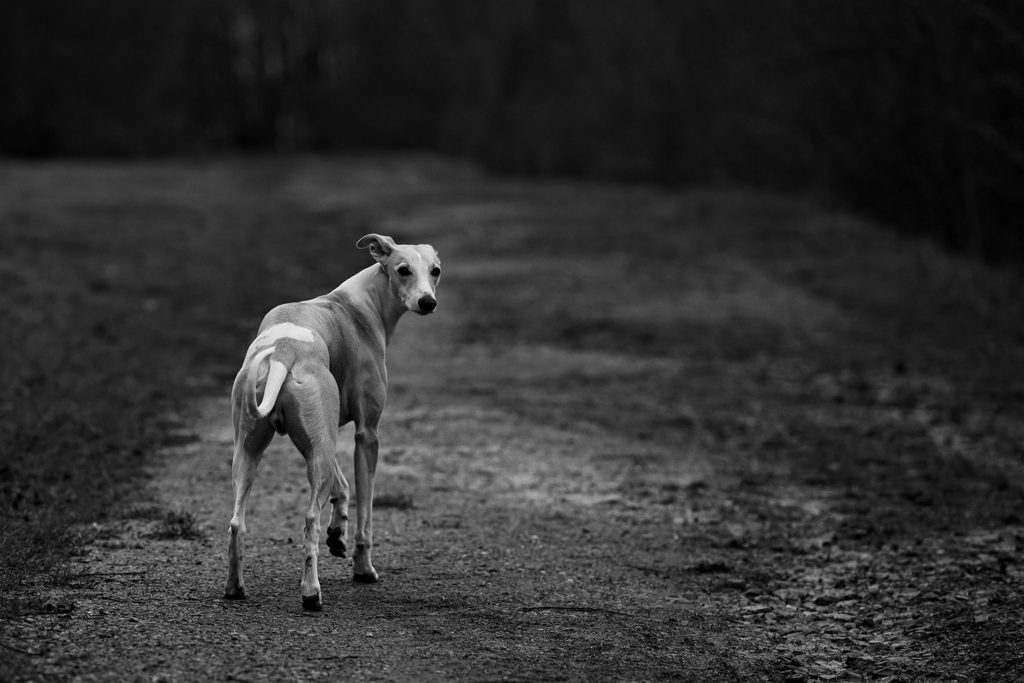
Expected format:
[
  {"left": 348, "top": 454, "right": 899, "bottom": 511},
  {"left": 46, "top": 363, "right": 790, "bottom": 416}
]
[{"left": 329, "top": 265, "right": 407, "bottom": 346}]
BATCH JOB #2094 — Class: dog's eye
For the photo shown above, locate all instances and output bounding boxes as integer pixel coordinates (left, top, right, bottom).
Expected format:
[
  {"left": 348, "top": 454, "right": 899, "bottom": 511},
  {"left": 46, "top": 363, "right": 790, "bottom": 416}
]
[
  {"left": 396, "top": 266, "right": 411, "bottom": 277},
  {"left": 430, "top": 267, "right": 441, "bottom": 277}
]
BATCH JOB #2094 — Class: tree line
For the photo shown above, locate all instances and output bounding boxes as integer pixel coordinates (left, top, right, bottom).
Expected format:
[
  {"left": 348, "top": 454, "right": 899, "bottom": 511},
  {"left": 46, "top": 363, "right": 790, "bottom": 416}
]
[{"left": 2, "top": 0, "right": 1022, "bottom": 263}]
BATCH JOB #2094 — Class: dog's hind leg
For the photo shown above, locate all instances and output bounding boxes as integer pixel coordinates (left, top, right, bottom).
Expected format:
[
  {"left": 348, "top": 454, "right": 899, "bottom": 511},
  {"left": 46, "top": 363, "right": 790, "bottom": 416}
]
[
  {"left": 224, "top": 416, "right": 273, "bottom": 600},
  {"left": 299, "top": 446, "right": 335, "bottom": 611},
  {"left": 326, "top": 459, "right": 350, "bottom": 559},
  {"left": 282, "top": 363, "right": 340, "bottom": 611}
]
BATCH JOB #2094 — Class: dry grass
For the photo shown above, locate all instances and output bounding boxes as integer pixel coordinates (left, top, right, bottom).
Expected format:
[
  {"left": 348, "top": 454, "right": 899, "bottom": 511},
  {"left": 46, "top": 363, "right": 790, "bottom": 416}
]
[{"left": 147, "top": 511, "right": 205, "bottom": 541}]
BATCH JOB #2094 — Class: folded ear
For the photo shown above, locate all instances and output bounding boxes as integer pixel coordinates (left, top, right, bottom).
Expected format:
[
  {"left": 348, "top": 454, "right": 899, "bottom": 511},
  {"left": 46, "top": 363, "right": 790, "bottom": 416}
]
[{"left": 355, "top": 233, "right": 397, "bottom": 263}]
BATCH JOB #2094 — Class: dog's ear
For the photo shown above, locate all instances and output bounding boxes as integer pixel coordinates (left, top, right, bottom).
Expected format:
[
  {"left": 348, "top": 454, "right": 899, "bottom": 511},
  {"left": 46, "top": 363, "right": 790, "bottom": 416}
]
[{"left": 356, "top": 234, "right": 397, "bottom": 263}]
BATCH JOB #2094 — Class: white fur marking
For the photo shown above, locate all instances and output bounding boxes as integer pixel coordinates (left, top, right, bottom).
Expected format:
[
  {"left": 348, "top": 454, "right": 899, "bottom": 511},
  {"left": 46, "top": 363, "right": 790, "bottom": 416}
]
[{"left": 255, "top": 322, "right": 315, "bottom": 347}]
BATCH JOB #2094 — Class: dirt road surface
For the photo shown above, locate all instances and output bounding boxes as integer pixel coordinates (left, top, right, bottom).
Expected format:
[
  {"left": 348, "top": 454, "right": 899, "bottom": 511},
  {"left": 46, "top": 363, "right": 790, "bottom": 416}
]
[{"left": 2, "top": 158, "right": 1023, "bottom": 681}]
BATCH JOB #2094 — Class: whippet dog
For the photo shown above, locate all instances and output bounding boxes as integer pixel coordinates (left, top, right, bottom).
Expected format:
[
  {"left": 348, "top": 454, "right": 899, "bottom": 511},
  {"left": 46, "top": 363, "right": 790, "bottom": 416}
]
[{"left": 223, "top": 233, "right": 440, "bottom": 611}]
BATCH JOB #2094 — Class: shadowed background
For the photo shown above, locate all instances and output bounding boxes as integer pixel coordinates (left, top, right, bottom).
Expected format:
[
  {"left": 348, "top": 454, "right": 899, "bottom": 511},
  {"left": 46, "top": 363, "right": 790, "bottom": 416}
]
[{"left": 2, "top": 0, "right": 1023, "bottom": 263}]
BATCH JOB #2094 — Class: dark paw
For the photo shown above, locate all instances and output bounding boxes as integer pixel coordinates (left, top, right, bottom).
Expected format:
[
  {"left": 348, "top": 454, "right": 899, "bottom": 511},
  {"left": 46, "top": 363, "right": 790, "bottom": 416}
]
[
  {"left": 223, "top": 586, "right": 247, "bottom": 600},
  {"left": 302, "top": 593, "right": 323, "bottom": 611},
  {"left": 352, "top": 572, "right": 379, "bottom": 584},
  {"left": 326, "top": 528, "right": 347, "bottom": 558}
]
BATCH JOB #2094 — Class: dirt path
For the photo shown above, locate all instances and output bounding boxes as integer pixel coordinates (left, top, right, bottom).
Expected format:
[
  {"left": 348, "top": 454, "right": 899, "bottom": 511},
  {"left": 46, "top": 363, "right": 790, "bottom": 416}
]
[
  {"left": 3, "top": 157, "right": 1023, "bottom": 681},
  {"left": 3, "top": 272, "right": 751, "bottom": 681}
]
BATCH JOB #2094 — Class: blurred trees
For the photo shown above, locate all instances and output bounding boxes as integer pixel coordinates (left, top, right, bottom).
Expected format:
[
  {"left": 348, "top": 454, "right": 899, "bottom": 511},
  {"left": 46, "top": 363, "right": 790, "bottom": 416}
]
[{"left": 1, "top": 0, "right": 1022, "bottom": 263}]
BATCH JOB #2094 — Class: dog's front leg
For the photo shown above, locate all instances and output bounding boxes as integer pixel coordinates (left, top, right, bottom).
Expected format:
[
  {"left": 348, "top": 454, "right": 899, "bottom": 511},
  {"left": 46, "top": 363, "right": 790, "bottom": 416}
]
[{"left": 352, "top": 424, "right": 379, "bottom": 583}]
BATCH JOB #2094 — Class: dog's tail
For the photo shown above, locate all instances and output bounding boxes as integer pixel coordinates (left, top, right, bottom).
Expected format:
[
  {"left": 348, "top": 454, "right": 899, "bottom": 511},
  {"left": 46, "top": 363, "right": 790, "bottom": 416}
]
[{"left": 248, "top": 346, "right": 289, "bottom": 419}]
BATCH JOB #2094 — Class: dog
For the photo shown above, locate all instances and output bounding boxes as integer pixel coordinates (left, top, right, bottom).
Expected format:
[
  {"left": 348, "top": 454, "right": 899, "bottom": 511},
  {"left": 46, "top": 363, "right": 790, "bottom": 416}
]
[{"left": 223, "top": 233, "right": 440, "bottom": 611}]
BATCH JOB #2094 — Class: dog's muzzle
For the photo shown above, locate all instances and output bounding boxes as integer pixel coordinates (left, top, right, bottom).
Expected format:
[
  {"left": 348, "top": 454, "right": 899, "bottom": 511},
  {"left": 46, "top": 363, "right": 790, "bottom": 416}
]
[{"left": 417, "top": 295, "right": 437, "bottom": 314}]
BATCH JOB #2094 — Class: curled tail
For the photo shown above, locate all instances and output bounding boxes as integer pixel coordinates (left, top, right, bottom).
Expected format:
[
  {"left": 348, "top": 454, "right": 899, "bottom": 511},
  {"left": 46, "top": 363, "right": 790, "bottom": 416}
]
[{"left": 248, "top": 346, "right": 289, "bottom": 418}]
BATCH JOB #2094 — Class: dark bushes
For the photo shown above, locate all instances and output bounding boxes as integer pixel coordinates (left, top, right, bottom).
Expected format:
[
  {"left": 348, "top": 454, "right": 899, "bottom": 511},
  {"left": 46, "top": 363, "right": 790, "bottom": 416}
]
[{"left": 2, "top": 0, "right": 1022, "bottom": 263}]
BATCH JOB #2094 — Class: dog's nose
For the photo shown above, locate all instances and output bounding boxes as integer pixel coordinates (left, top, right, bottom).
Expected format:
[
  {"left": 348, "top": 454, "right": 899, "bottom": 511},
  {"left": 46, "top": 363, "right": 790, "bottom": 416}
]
[{"left": 418, "top": 295, "right": 437, "bottom": 313}]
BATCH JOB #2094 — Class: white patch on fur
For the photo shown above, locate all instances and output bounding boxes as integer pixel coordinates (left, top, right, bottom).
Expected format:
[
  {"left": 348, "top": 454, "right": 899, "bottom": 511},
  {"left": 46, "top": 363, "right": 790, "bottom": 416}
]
[
  {"left": 250, "top": 345, "right": 276, "bottom": 369},
  {"left": 254, "top": 322, "right": 315, "bottom": 347}
]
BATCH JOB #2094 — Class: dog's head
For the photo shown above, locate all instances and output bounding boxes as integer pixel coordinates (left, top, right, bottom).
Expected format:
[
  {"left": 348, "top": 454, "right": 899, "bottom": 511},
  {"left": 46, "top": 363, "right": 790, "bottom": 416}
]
[{"left": 356, "top": 233, "right": 441, "bottom": 315}]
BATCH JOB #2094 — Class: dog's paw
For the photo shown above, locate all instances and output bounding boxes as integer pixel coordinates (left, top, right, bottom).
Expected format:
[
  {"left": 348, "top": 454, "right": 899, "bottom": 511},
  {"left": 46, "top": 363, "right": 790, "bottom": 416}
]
[
  {"left": 301, "top": 592, "right": 323, "bottom": 611},
  {"left": 223, "top": 585, "right": 247, "bottom": 600},
  {"left": 326, "top": 527, "right": 347, "bottom": 558}
]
